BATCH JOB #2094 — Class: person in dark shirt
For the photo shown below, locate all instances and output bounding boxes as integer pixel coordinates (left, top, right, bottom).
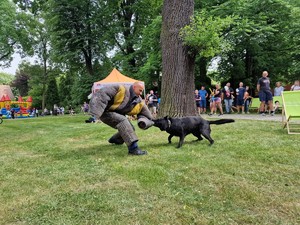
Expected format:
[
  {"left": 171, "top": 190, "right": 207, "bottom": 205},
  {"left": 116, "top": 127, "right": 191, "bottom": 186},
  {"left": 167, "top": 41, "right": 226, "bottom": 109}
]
[
  {"left": 257, "top": 71, "right": 274, "bottom": 116},
  {"left": 236, "top": 82, "right": 246, "bottom": 114}
]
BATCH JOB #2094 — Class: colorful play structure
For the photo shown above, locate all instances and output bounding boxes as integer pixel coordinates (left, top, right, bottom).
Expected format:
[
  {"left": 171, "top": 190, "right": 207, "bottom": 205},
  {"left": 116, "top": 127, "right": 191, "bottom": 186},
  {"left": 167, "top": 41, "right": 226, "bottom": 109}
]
[{"left": 0, "top": 85, "right": 33, "bottom": 118}]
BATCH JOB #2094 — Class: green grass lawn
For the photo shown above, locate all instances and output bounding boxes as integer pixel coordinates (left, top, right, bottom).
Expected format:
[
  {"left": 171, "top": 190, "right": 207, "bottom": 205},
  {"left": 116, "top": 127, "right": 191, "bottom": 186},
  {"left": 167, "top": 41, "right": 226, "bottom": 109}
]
[{"left": 0, "top": 115, "right": 299, "bottom": 224}]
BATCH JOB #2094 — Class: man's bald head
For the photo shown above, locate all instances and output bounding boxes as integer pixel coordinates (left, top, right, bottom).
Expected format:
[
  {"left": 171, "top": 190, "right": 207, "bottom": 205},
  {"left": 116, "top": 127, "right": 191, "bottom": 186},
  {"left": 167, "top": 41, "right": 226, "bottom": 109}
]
[
  {"left": 132, "top": 82, "right": 144, "bottom": 96},
  {"left": 262, "top": 71, "right": 268, "bottom": 77}
]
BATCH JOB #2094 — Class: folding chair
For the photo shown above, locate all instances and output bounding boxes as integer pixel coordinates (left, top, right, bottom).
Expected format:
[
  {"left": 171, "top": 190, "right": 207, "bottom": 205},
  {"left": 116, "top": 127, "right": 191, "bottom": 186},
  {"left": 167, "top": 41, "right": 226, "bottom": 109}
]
[
  {"left": 248, "top": 98, "right": 260, "bottom": 112},
  {"left": 281, "top": 91, "right": 300, "bottom": 134}
]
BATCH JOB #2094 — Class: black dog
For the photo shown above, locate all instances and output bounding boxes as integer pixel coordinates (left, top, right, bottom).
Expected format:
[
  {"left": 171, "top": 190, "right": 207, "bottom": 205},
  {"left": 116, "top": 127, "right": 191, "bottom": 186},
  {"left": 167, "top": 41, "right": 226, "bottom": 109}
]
[{"left": 153, "top": 116, "right": 234, "bottom": 148}]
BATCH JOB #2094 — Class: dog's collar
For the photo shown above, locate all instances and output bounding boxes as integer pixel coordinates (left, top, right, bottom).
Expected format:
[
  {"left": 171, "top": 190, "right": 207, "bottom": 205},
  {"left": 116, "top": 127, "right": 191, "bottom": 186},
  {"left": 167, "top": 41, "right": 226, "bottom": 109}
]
[{"left": 167, "top": 119, "right": 172, "bottom": 128}]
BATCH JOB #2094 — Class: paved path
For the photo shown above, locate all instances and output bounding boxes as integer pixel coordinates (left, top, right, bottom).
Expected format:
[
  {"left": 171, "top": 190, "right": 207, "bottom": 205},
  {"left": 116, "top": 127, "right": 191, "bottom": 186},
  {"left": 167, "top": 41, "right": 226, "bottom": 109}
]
[{"left": 201, "top": 113, "right": 283, "bottom": 122}]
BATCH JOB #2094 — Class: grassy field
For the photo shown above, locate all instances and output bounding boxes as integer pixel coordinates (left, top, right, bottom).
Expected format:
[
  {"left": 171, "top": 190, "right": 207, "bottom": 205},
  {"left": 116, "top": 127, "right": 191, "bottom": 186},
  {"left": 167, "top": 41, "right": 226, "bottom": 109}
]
[{"left": 0, "top": 115, "right": 299, "bottom": 225}]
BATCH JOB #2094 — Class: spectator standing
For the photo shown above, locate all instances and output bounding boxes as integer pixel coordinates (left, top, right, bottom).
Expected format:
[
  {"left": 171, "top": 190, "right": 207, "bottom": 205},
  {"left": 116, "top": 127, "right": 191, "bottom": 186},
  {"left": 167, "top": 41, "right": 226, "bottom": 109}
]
[
  {"left": 223, "top": 83, "right": 234, "bottom": 114},
  {"left": 60, "top": 106, "right": 65, "bottom": 115},
  {"left": 194, "top": 89, "right": 201, "bottom": 115},
  {"left": 35, "top": 108, "right": 39, "bottom": 117},
  {"left": 243, "top": 86, "right": 252, "bottom": 114},
  {"left": 213, "top": 84, "right": 223, "bottom": 116},
  {"left": 11, "top": 109, "right": 15, "bottom": 119},
  {"left": 199, "top": 86, "right": 208, "bottom": 114},
  {"left": 257, "top": 71, "right": 274, "bottom": 116},
  {"left": 147, "top": 90, "right": 158, "bottom": 118},
  {"left": 291, "top": 80, "right": 300, "bottom": 91},
  {"left": 83, "top": 102, "right": 89, "bottom": 114},
  {"left": 43, "top": 108, "right": 48, "bottom": 116},
  {"left": 236, "top": 82, "right": 246, "bottom": 114},
  {"left": 208, "top": 89, "right": 216, "bottom": 116},
  {"left": 274, "top": 82, "right": 284, "bottom": 96}
]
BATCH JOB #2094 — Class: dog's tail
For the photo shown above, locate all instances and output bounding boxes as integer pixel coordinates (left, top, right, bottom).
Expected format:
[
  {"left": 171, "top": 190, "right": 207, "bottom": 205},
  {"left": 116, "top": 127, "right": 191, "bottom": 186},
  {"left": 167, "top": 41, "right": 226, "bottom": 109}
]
[{"left": 209, "top": 119, "right": 235, "bottom": 125}]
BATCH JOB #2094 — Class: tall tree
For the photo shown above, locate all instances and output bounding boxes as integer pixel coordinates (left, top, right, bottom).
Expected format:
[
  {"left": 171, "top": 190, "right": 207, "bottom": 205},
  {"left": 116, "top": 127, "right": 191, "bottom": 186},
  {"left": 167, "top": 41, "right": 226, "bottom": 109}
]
[
  {"left": 18, "top": 62, "right": 44, "bottom": 107},
  {"left": 159, "top": 0, "right": 196, "bottom": 117},
  {"left": 45, "top": 0, "right": 107, "bottom": 76},
  {"left": 58, "top": 72, "right": 74, "bottom": 107},
  {"left": 10, "top": 71, "right": 29, "bottom": 96},
  {"left": 107, "top": 0, "right": 162, "bottom": 75},
  {"left": 45, "top": 76, "right": 60, "bottom": 110}
]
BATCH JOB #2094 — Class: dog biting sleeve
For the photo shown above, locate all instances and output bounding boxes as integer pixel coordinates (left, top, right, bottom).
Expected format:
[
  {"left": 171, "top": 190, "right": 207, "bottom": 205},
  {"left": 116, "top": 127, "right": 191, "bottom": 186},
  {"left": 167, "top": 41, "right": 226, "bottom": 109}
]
[{"left": 137, "top": 117, "right": 154, "bottom": 130}]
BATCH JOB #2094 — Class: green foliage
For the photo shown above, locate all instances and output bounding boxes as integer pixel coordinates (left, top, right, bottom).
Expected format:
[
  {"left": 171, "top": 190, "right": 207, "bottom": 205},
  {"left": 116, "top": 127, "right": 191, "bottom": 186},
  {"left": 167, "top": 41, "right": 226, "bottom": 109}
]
[
  {"left": 138, "top": 16, "right": 162, "bottom": 87},
  {"left": 106, "top": 0, "right": 163, "bottom": 76},
  {"left": 0, "top": 0, "right": 18, "bottom": 65},
  {"left": 45, "top": 0, "right": 108, "bottom": 75},
  {"left": 0, "top": 0, "right": 35, "bottom": 66},
  {"left": 22, "top": 62, "right": 45, "bottom": 107},
  {"left": 0, "top": 72, "right": 14, "bottom": 85},
  {"left": 210, "top": 0, "right": 298, "bottom": 86},
  {"left": 10, "top": 70, "right": 29, "bottom": 96},
  {"left": 45, "top": 76, "right": 60, "bottom": 110},
  {"left": 181, "top": 11, "right": 234, "bottom": 58},
  {"left": 3, "top": 0, "right": 299, "bottom": 108},
  {"left": 57, "top": 72, "right": 74, "bottom": 107},
  {"left": 289, "top": 5, "right": 300, "bottom": 79}
]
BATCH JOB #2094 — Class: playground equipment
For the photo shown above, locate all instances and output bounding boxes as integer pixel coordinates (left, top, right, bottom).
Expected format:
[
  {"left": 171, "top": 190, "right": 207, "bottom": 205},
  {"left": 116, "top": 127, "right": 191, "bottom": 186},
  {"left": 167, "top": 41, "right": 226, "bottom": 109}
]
[{"left": 0, "top": 95, "right": 33, "bottom": 118}]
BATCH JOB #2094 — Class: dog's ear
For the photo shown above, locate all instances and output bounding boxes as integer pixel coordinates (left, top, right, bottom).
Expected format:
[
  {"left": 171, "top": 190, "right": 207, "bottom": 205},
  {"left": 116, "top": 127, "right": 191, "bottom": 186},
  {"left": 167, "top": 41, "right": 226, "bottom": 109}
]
[{"left": 164, "top": 115, "right": 169, "bottom": 120}]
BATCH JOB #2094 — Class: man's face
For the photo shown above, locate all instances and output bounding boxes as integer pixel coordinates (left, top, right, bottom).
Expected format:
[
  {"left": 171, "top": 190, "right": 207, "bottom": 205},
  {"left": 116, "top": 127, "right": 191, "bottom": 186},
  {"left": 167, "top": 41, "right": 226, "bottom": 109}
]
[
  {"left": 262, "top": 71, "right": 268, "bottom": 77},
  {"left": 133, "top": 83, "right": 144, "bottom": 96}
]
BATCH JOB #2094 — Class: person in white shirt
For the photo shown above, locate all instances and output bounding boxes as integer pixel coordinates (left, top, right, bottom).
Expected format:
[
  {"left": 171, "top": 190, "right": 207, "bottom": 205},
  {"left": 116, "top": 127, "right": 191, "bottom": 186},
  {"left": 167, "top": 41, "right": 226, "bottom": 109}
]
[{"left": 274, "top": 81, "right": 284, "bottom": 96}]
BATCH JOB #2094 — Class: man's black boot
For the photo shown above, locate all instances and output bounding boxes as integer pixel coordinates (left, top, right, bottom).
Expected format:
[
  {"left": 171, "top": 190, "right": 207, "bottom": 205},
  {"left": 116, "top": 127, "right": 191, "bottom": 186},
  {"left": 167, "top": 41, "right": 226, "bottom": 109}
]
[
  {"left": 128, "top": 141, "right": 147, "bottom": 155},
  {"left": 108, "top": 133, "right": 124, "bottom": 145},
  {"left": 128, "top": 147, "right": 148, "bottom": 155}
]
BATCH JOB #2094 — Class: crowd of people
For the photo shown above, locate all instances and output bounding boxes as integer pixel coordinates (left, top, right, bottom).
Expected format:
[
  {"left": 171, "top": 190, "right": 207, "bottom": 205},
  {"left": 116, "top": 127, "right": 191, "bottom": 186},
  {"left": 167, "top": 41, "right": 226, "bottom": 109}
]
[
  {"left": 145, "top": 90, "right": 160, "bottom": 118},
  {"left": 194, "top": 73, "right": 299, "bottom": 116},
  {"left": 142, "top": 74, "right": 299, "bottom": 118}
]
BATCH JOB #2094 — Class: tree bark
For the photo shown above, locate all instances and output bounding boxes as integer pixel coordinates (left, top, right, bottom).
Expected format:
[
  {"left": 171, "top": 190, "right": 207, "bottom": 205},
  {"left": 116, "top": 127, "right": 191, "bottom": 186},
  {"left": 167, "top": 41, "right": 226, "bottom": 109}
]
[{"left": 159, "top": 0, "right": 196, "bottom": 117}]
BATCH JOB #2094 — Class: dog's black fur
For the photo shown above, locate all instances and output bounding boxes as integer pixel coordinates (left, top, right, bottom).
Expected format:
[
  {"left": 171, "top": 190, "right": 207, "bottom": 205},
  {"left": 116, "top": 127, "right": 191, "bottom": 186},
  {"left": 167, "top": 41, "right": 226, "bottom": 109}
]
[{"left": 153, "top": 116, "right": 235, "bottom": 148}]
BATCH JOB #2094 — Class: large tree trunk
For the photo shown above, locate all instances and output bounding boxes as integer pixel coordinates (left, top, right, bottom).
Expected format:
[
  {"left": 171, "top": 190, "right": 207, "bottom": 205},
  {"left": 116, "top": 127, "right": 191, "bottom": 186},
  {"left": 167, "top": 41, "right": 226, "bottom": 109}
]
[{"left": 159, "top": 0, "right": 196, "bottom": 117}]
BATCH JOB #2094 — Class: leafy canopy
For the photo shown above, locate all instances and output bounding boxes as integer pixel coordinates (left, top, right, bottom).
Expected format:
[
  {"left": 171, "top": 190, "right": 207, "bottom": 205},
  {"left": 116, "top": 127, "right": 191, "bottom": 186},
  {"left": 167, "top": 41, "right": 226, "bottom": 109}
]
[{"left": 180, "top": 11, "right": 234, "bottom": 58}]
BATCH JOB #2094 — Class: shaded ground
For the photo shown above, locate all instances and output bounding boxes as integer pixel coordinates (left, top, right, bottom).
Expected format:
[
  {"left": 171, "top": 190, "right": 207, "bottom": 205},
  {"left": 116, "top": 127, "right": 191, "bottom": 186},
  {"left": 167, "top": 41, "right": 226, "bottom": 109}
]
[{"left": 202, "top": 112, "right": 283, "bottom": 121}]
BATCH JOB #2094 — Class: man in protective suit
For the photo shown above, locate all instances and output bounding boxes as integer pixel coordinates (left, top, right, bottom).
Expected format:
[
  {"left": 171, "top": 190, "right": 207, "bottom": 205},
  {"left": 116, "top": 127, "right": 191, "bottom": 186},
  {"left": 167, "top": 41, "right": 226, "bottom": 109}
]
[{"left": 89, "top": 81, "right": 154, "bottom": 155}]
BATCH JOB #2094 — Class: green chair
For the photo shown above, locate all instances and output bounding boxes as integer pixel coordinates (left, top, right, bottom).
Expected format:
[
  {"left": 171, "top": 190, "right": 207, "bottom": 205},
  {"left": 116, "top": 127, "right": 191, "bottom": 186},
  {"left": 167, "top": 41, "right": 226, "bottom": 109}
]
[
  {"left": 249, "top": 98, "right": 260, "bottom": 112},
  {"left": 281, "top": 91, "right": 300, "bottom": 134}
]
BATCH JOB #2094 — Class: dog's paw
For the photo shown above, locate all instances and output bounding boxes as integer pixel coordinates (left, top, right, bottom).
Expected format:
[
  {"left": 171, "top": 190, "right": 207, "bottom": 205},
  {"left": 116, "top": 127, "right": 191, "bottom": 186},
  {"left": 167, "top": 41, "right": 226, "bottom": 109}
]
[{"left": 208, "top": 140, "right": 214, "bottom": 146}]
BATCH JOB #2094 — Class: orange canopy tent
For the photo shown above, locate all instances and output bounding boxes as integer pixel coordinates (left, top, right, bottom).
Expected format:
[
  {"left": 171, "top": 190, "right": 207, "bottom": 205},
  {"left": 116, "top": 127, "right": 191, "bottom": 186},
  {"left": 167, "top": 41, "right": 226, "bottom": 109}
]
[{"left": 92, "top": 68, "right": 145, "bottom": 95}]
